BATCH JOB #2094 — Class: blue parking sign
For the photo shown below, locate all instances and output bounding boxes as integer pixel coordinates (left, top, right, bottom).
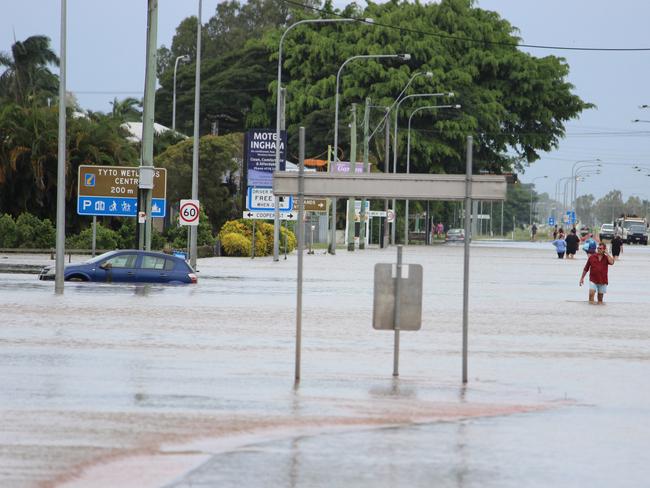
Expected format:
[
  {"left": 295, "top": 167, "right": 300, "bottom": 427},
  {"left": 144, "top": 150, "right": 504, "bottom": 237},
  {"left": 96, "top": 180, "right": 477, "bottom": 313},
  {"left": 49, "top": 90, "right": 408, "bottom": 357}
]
[{"left": 548, "top": 217, "right": 555, "bottom": 226}]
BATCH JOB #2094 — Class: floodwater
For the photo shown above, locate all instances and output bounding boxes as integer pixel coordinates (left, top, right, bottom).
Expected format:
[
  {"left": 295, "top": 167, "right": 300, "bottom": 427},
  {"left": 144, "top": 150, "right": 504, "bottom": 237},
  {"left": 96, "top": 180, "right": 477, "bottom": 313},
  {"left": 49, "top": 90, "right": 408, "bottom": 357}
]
[{"left": 0, "top": 241, "right": 649, "bottom": 487}]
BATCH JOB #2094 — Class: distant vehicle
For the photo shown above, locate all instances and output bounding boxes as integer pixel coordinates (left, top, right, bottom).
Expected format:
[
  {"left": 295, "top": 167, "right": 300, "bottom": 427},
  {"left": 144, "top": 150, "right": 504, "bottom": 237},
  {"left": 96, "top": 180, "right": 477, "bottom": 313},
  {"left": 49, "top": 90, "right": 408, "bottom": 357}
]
[
  {"left": 38, "top": 250, "right": 197, "bottom": 284},
  {"left": 445, "top": 228, "right": 465, "bottom": 242},
  {"left": 599, "top": 223, "right": 615, "bottom": 241},
  {"left": 615, "top": 215, "right": 648, "bottom": 243},
  {"left": 579, "top": 226, "right": 590, "bottom": 238},
  {"left": 626, "top": 225, "right": 648, "bottom": 245}
]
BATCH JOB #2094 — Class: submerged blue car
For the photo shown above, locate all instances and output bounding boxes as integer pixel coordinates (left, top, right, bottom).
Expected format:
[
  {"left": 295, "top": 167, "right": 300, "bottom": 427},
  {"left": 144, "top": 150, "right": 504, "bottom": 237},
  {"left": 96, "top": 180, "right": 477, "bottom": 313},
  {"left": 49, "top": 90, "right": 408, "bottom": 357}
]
[{"left": 39, "top": 250, "right": 197, "bottom": 284}]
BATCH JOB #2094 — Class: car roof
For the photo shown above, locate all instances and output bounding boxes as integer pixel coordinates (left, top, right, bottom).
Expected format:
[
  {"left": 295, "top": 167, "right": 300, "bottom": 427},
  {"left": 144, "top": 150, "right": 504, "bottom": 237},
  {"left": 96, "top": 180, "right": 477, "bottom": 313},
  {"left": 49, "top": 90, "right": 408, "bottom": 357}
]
[{"left": 107, "top": 250, "right": 186, "bottom": 261}]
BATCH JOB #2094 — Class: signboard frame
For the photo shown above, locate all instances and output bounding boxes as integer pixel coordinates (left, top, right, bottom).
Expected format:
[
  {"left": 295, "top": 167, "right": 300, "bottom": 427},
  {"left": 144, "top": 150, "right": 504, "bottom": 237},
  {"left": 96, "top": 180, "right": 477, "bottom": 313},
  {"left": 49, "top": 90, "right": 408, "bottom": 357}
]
[
  {"left": 245, "top": 129, "right": 287, "bottom": 188},
  {"left": 77, "top": 164, "right": 167, "bottom": 217}
]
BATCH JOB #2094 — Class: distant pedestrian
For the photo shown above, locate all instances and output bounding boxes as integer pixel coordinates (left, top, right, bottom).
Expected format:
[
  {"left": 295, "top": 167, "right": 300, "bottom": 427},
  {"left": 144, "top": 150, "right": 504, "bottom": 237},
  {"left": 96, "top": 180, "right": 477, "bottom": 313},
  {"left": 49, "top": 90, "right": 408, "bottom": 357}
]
[
  {"left": 552, "top": 232, "right": 566, "bottom": 259},
  {"left": 565, "top": 228, "right": 580, "bottom": 259},
  {"left": 579, "top": 242, "right": 614, "bottom": 304},
  {"left": 552, "top": 225, "right": 558, "bottom": 239},
  {"left": 436, "top": 222, "right": 444, "bottom": 239},
  {"left": 531, "top": 223, "right": 538, "bottom": 241},
  {"left": 611, "top": 234, "right": 623, "bottom": 260}
]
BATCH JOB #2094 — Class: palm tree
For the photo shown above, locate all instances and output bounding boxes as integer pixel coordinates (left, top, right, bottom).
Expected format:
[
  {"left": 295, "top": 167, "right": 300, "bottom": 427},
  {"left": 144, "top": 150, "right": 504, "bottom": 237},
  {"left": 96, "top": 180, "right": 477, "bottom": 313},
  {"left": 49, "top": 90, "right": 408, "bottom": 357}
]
[
  {"left": 110, "top": 97, "right": 143, "bottom": 122},
  {"left": 0, "top": 35, "right": 59, "bottom": 105}
]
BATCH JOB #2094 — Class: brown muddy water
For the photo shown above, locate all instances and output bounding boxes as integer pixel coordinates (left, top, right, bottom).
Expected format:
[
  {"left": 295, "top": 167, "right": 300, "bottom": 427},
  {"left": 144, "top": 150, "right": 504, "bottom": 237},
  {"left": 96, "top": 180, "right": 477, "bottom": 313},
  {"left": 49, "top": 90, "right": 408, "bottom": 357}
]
[{"left": 0, "top": 241, "right": 649, "bottom": 487}]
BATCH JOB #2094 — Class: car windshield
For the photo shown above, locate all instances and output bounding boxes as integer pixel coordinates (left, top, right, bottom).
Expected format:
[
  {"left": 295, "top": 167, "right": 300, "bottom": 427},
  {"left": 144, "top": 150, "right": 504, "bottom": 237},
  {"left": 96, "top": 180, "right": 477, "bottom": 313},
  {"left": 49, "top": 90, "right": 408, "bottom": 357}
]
[
  {"left": 601, "top": 225, "right": 613, "bottom": 231},
  {"left": 448, "top": 229, "right": 462, "bottom": 234},
  {"left": 630, "top": 225, "right": 646, "bottom": 233},
  {"left": 84, "top": 251, "right": 119, "bottom": 264}
]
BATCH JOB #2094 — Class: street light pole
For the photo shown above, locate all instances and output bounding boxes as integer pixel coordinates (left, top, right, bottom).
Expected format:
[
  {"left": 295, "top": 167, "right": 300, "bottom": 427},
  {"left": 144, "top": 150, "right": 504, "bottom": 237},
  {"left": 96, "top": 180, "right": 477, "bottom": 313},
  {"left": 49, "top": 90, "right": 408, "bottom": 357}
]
[
  {"left": 404, "top": 104, "right": 460, "bottom": 244},
  {"left": 273, "top": 17, "right": 365, "bottom": 261},
  {"left": 329, "top": 52, "right": 410, "bottom": 255},
  {"left": 55, "top": 0, "right": 67, "bottom": 294},
  {"left": 189, "top": 0, "right": 202, "bottom": 270},
  {"left": 570, "top": 158, "right": 600, "bottom": 210},
  {"left": 172, "top": 55, "right": 190, "bottom": 132},
  {"left": 138, "top": 0, "right": 158, "bottom": 252},
  {"left": 392, "top": 91, "right": 454, "bottom": 244},
  {"left": 528, "top": 176, "right": 547, "bottom": 227}
]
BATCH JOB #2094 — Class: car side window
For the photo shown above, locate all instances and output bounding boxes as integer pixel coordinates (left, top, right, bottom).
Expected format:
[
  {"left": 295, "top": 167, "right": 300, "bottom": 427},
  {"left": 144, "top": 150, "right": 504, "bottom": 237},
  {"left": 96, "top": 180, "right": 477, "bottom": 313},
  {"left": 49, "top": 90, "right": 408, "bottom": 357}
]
[
  {"left": 164, "top": 259, "right": 176, "bottom": 271},
  {"left": 104, "top": 254, "right": 137, "bottom": 268},
  {"left": 141, "top": 256, "right": 166, "bottom": 270}
]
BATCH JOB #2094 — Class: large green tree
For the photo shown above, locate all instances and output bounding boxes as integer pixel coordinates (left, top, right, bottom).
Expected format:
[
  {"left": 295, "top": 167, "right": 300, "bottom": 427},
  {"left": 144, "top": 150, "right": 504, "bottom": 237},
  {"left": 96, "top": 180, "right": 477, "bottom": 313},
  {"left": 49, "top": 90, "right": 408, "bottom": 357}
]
[
  {"left": 156, "top": 0, "right": 591, "bottom": 178},
  {"left": 0, "top": 103, "right": 137, "bottom": 228},
  {"left": 271, "top": 0, "right": 591, "bottom": 173},
  {"left": 155, "top": 0, "right": 320, "bottom": 135},
  {"left": 0, "top": 35, "right": 59, "bottom": 105},
  {"left": 154, "top": 133, "right": 242, "bottom": 231}
]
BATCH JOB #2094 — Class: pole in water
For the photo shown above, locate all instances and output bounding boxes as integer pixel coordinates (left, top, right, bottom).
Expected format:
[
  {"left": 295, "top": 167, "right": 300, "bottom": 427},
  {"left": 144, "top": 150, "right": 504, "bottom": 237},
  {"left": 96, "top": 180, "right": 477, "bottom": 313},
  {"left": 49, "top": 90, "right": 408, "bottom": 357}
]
[
  {"left": 251, "top": 220, "right": 256, "bottom": 259},
  {"left": 393, "top": 245, "right": 403, "bottom": 377},
  {"left": 91, "top": 216, "right": 97, "bottom": 258},
  {"left": 295, "top": 126, "right": 306, "bottom": 382},
  {"left": 462, "top": 136, "right": 473, "bottom": 384}
]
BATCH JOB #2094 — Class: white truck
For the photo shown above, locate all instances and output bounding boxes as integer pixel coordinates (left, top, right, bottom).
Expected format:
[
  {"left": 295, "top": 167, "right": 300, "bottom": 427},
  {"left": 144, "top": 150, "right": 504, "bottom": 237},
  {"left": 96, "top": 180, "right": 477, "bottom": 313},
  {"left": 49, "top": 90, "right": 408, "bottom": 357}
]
[{"left": 615, "top": 216, "right": 648, "bottom": 243}]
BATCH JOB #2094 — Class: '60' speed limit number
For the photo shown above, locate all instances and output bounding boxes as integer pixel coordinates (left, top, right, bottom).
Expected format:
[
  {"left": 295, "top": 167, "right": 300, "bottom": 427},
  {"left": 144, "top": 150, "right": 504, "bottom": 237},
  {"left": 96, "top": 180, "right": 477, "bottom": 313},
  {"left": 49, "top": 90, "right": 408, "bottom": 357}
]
[{"left": 179, "top": 199, "right": 200, "bottom": 226}]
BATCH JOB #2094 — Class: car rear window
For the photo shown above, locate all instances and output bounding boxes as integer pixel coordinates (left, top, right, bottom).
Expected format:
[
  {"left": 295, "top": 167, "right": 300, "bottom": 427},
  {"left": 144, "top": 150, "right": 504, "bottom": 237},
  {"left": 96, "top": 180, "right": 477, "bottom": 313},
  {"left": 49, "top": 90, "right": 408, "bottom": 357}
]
[{"left": 141, "top": 256, "right": 167, "bottom": 270}]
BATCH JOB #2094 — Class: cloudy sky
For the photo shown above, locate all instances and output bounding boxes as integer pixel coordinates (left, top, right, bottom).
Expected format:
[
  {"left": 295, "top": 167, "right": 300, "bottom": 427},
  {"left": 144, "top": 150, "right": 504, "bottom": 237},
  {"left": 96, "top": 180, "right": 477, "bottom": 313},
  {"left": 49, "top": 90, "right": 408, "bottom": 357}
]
[{"left": 2, "top": 0, "right": 650, "bottom": 201}]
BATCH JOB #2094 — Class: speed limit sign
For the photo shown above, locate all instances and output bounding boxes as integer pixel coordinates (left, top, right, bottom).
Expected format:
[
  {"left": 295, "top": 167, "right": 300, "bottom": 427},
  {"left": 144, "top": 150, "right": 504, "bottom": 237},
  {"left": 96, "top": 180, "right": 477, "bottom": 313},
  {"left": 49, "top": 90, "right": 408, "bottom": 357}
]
[{"left": 179, "top": 199, "right": 200, "bottom": 226}]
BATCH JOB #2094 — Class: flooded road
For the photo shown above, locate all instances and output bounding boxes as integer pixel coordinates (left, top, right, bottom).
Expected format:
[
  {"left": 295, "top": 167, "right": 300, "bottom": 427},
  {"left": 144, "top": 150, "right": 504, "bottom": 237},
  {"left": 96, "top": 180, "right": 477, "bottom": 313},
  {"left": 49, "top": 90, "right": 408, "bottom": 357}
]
[{"left": 1, "top": 242, "right": 649, "bottom": 487}]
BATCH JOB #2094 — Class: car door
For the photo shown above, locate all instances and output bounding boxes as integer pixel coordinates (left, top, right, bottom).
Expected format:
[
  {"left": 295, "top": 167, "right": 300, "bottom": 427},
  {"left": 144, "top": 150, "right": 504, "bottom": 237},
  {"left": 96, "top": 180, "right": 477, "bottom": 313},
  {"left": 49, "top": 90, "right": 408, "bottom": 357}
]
[
  {"left": 137, "top": 255, "right": 175, "bottom": 283},
  {"left": 96, "top": 253, "right": 139, "bottom": 283}
]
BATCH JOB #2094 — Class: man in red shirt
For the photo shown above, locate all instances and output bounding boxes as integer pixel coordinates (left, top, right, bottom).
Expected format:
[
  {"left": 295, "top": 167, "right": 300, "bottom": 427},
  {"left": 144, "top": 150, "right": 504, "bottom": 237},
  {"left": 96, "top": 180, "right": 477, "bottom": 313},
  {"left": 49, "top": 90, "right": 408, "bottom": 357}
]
[{"left": 579, "top": 242, "right": 614, "bottom": 304}]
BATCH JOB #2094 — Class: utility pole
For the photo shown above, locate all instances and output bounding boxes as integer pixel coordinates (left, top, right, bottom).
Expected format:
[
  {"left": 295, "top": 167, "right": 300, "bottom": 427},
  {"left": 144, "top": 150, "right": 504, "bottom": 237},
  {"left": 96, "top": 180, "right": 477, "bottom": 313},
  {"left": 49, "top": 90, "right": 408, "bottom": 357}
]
[
  {"left": 138, "top": 0, "right": 158, "bottom": 251},
  {"left": 347, "top": 104, "right": 357, "bottom": 251},
  {"left": 383, "top": 108, "right": 390, "bottom": 248},
  {"left": 359, "top": 98, "right": 370, "bottom": 249},
  {"left": 273, "top": 87, "right": 286, "bottom": 261},
  {"left": 189, "top": 0, "right": 202, "bottom": 270},
  {"left": 54, "top": 0, "right": 67, "bottom": 294}
]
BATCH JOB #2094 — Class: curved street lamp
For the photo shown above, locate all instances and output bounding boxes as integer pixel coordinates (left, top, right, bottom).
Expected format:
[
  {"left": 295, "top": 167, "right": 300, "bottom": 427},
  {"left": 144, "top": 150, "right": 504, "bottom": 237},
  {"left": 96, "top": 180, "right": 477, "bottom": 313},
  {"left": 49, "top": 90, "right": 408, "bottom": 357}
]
[
  {"left": 403, "top": 104, "right": 460, "bottom": 244},
  {"left": 172, "top": 54, "right": 190, "bottom": 132},
  {"left": 391, "top": 91, "right": 454, "bottom": 243},
  {"left": 529, "top": 176, "right": 548, "bottom": 226},
  {"left": 272, "top": 17, "right": 372, "bottom": 261},
  {"left": 329, "top": 52, "right": 410, "bottom": 254},
  {"left": 332, "top": 53, "right": 410, "bottom": 162}
]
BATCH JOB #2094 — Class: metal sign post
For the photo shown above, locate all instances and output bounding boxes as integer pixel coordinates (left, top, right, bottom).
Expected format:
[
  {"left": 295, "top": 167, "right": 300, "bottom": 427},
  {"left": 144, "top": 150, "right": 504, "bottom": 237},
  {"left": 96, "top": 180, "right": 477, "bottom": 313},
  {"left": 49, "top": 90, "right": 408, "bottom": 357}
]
[
  {"left": 91, "top": 216, "right": 97, "bottom": 257},
  {"left": 462, "top": 136, "right": 473, "bottom": 384},
  {"left": 295, "top": 127, "right": 305, "bottom": 382},
  {"left": 393, "top": 246, "right": 403, "bottom": 376},
  {"left": 373, "top": 246, "right": 423, "bottom": 376},
  {"left": 275, "top": 139, "right": 506, "bottom": 382}
]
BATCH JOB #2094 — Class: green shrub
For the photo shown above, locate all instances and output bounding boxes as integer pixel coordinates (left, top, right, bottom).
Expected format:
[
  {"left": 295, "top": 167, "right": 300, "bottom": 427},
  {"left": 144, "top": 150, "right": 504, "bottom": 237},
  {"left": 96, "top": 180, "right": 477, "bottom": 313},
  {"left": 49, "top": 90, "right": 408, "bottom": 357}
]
[
  {"left": 14, "top": 213, "right": 55, "bottom": 248},
  {"left": 66, "top": 224, "right": 119, "bottom": 250},
  {"left": 220, "top": 232, "right": 251, "bottom": 256},
  {"left": 165, "top": 208, "right": 215, "bottom": 249},
  {"left": 0, "top": 214, "right": 17, "bottom": 247},
  {"left": 217, "top": 219, "right": 296, "bottom": 257},
  {"left": 280, "top": 225, "right": 297, "bottom": 253},
  {"left": 116, "top": 219, "right": 136, "bottom": 249}
]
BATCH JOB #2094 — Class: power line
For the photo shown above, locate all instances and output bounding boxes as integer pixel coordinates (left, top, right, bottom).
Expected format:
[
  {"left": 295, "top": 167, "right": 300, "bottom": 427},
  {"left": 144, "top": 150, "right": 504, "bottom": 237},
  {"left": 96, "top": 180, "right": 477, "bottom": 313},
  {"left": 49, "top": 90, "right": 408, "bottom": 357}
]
[{"left": 279, "top": 0, "right": 650, "bottom": 52}]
